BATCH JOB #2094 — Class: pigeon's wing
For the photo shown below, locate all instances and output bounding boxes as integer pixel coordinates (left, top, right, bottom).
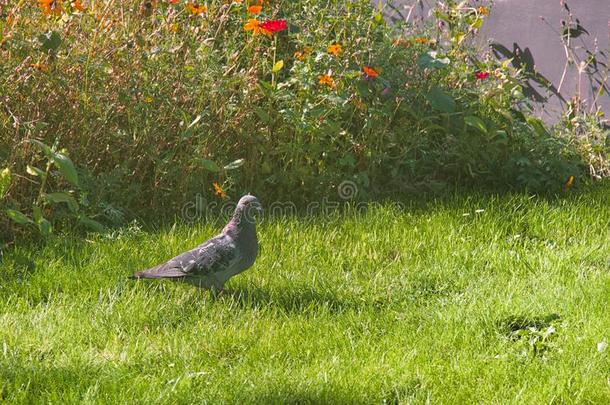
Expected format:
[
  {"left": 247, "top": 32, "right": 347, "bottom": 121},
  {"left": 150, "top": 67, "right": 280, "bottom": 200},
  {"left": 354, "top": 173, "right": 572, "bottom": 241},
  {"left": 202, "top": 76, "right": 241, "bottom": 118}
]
[{"left": 133, "top": 235, "right": 239, "bottom": 279}]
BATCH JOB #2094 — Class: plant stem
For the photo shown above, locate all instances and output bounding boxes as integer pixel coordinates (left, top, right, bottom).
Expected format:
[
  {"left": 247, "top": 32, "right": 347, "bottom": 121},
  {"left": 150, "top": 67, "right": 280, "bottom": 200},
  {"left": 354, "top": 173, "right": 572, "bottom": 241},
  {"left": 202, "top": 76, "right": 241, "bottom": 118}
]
[
  {"left": 36, "top": 159, "right": 53, "bottom": 207},
  {"left": 271, "top": 35, "right": 277, "bottom": 88}
]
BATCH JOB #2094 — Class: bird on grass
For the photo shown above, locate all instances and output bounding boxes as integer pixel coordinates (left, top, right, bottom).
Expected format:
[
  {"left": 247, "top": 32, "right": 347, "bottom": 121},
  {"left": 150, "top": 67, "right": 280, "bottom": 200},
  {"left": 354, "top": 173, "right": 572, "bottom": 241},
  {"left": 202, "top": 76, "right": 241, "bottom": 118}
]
[{"left": 131, "top": 195, "right": 261, "bottom": 294}]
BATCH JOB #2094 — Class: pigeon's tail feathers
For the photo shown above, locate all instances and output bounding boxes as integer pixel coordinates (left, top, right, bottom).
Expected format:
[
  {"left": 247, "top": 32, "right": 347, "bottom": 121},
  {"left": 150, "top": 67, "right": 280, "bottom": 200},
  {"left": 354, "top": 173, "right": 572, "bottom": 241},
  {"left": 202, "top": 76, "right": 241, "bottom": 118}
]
[
  {"left": 130, "top": 263, "right": 188, "bottom": 280},
  {"left": 129, "top": 270, "right": 162, "bottom": 280}
]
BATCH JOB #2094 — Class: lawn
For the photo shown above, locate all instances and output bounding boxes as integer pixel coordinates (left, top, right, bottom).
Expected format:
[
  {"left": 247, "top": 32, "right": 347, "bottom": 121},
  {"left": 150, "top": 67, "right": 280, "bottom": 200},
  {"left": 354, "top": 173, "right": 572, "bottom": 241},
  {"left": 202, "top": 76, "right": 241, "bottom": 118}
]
[{"left": 1, "top": 185, "right": 610, "bottom": 403}]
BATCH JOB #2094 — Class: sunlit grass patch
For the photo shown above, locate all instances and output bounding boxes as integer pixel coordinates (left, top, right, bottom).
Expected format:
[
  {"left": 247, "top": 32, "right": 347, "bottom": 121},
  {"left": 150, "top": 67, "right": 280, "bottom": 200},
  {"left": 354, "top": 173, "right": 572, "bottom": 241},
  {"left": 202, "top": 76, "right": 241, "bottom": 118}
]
[{"left": 1, "top": 187, "right": 609, "bottom": 402}]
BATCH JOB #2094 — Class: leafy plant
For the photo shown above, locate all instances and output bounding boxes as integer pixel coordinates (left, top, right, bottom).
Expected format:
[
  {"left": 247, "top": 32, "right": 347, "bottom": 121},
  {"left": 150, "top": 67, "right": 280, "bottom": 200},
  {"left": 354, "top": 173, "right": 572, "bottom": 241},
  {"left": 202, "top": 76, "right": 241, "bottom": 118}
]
[
  {"left": 0, "top": 0, "right": 607, "bottom": 239},
  {"left": 499, "top": 314, "right": 564, "bottom": 359},
  {"left": 5, "top": 139, "right": 104, "bottom": 237}
]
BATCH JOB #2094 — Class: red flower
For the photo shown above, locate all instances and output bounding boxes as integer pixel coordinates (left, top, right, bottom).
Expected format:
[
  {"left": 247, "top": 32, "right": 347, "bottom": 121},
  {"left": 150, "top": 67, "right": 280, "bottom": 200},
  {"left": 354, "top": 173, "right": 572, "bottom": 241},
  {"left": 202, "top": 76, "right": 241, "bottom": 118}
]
[
  {"left": 259, "top": 19, "right": 287, "bottom": 33},
  {"left": 475, "top": 71, "right": 490, "bottom": 80}
]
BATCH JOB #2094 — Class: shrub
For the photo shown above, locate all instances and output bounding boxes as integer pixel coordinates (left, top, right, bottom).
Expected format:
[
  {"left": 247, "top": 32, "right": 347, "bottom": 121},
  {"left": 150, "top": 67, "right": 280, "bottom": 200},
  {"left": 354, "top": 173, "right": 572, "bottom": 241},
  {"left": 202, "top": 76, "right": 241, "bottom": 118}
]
[{"left": 0, "top": 0, "right": 606, "bottom": 238}]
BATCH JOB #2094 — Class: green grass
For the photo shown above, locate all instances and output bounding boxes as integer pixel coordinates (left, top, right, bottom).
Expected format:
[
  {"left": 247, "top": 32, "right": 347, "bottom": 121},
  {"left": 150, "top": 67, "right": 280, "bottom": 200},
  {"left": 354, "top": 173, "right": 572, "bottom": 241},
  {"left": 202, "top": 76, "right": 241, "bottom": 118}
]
[{"left": 1, "top": 186, "right": 610, "bottom": 403}]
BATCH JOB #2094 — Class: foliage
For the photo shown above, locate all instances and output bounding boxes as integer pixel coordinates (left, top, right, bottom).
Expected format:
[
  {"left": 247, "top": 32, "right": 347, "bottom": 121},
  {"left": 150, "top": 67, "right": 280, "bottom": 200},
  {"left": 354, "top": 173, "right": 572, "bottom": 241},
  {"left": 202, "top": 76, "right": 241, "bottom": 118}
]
[
  {"left": 555, "top": 112, "right": 610, "bottom": 180},
  {"left": 3, "top": 139, "right": 104, "bottom": 237},
  {"left": 0, "top": 0, "right": 606, "bottom": 237}
]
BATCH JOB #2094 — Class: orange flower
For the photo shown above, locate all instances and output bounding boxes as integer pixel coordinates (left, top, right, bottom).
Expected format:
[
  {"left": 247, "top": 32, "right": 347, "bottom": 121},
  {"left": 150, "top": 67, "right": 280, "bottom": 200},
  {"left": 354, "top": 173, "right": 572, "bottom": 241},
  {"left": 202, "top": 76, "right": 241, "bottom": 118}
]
[
  {"left": 565, "top": 175, "right": 575, "bottom": 190},
  {"left": 38, "top": 0, "right": 63, "bottom": 15},
  {"left": 293, "top": 47, "right": 311, "bottom": 61},
  {"left": 244, "top": 18, "right": 271, "bottom": 36},
  {"left": 72, "top": 0, "right": 86, "bottom": 11},
  {"left": 327, "top": 43, "right": 342, "bottom": 56},
  {"left": 168, "top": 0, "right": 179, "bottom": 3},
  {"left": 31, "top": 62, "right": 49, "bottom": 72},
  {"left": 248, "top": 5, "right": 262, "bottom": 14},
  {"left": 392, "top": 38, "right": 411, "bottom": 48},
  {"left": 213, "top": 182, "right": 227, "bottom": 199},
  {"left": 318, "top": 74, "right": 335, "bottom": 89},
  {"left": 477, "top": 6, "right": 489, "bottom": 16},
  {"left": 187, "top": 3, "right": 207, "bottom": 14},
  {"left": 414, "top": 37, "right": 428, "bottom": 44},
  {"left": 362, "top": 66, "right": 379, "bottom": 78}
]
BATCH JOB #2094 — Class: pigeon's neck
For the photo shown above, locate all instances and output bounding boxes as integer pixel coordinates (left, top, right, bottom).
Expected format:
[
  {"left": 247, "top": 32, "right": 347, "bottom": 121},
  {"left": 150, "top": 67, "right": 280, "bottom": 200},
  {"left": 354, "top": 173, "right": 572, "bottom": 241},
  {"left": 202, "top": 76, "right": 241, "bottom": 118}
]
[
  {"left": 223, "top": 207, "right": 256, "bottom": 239},
  {"left": 222, "top": 205, "right": 258, "bottom": 268}
]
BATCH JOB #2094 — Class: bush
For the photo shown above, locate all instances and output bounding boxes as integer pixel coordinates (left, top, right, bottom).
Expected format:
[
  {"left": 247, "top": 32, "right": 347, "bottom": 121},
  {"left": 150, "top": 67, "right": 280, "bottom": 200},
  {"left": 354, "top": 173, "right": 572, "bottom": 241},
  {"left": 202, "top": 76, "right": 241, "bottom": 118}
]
[{"left": 0, "top": 0, "right": 607, "bottom": 238}]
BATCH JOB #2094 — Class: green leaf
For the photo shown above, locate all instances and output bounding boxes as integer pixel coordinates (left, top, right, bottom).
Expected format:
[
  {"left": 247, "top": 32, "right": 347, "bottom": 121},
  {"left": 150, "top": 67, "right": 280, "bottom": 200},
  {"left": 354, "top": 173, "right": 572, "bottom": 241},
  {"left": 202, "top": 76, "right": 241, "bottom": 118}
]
[
  {"left": 135, "top": 33, "right": 146, "bottom": 47},
  {"left": 28, "top": 139, "right": 53, "bottom": 158},
  {"left": 201, "top": 159, "right": 220, "bottom": 172},
  {"left": 0, "top": 167, "right": 11, "bottom": 199},
  {"left": 32, "top": 205, "right": 43, "bottom": 222},
  {"left": 499, "top": 109, "right": 514, "bottom": 124},
  {"left": 6, "top": 209, "right": 34, "bottom": 225},
  {"left": 224, "top": 159, "right": 245, "bottom": 171},
  {"left": 426, "top": 87, "right": 456, "bottom": 113},
  {"left": 45, "top": 192, "right": 79, "bottom": 212},
  {"left": 38, "top": 218, "right": 53, "bottom": 237},
  {"left": 417, "top": 51, "right": 450, "bottom": 70},
  {"left": 464, "top": 115, "right": 487, "bottom": 133},
  {"left": 38, "top": 31, "right": 62, "bottom": 53},
  {"left": 34, "top": 121, "right": 49, "bottom": 132},
  {"left": 272, "top": 60, "right": 284, "bottom": 73},
  {"left": 494, "top": 130, "right": 509, "bottom": 145},
  {"left": 471, "top": 17, "right": 484, "bottom": 29},
  {"left": 254, "top": 106, "right": 273, "bottom": 125},
  {"left": 52, "top": 152, "right": 79, "bottom": 186},
  {"left": 26, "top": 165, "right": 46, "bottom": 178},
  {"left": 79, "top": 216, "right": 106, "bottom": 233},
  {"left": 344, "top": 70, "right": 362, "bottom": 80},
  {"left": 28, "top": 140, "right": 79, "bottom": 185},
  {"left": 339, "top": 154, "right": 356, "bottom": 167},
  {"left": 527, "top": 117, "right": 549, "bottom": 137}
]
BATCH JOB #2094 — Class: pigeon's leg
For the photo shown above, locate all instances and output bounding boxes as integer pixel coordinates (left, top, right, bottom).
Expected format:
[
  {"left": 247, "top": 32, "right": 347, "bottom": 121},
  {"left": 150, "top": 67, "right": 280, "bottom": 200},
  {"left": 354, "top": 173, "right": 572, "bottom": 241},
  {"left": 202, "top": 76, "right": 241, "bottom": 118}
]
[{"left": 210, "top": 276, "right": 225, "bottom": 297}]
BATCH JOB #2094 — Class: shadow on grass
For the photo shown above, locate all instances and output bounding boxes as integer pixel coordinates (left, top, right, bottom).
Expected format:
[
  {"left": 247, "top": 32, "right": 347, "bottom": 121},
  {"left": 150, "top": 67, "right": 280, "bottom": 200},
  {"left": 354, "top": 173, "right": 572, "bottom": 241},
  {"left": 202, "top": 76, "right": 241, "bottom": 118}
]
[
  {"left": 0, "top": 364, "right": 104, "bottom": 402},
  {"left": 496, "top": 313, "right": 563, "bottom": 358},
  {"left": 497, "top": 313, "right": 562, "bottom": 336},
  {"left": 249, "top": 389, "right": 365, "bottom": 404},
  {"left": 0, "top": 250, "right": 36, "bottom": 284},
  {"left": 246, "top": 378, "right": 425, "bottom": 404},
  {"left": 221, "top": 285, "right": 366, "bottom": 315}
]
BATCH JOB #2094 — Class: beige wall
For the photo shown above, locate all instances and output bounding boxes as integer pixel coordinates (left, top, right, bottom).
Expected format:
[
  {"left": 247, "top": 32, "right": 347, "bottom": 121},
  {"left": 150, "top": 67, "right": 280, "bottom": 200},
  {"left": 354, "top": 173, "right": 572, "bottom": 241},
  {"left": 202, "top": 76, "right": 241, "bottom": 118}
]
[{"left": 383, "top": 0, "right": 610, "bottom": 121}]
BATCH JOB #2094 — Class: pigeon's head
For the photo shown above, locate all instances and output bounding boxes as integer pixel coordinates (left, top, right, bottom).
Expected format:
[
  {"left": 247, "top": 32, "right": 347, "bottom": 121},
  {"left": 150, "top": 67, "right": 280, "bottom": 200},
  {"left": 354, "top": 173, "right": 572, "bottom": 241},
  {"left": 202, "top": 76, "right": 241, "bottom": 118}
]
[{"left": 236, "top": 194, "right": 262, "bottom": 222}]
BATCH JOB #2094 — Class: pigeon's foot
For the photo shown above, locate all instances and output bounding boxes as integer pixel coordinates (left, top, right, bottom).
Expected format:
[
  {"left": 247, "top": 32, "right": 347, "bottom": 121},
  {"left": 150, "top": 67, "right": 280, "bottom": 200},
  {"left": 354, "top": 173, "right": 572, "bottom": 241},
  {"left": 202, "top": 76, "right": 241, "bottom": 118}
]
[
  {"left": 183, "top": 276, "right": 224, "bottom": 295},
  {"left": 210, "top": 280, "right": 225, "bottom": 297}
]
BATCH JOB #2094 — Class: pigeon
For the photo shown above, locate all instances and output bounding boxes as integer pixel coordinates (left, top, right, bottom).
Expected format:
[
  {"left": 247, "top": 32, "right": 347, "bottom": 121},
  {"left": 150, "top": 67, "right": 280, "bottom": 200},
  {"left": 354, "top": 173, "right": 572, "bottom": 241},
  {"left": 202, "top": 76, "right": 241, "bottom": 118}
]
[{"left": 131, "top": 195, "right": 262, "bottom": 293}]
